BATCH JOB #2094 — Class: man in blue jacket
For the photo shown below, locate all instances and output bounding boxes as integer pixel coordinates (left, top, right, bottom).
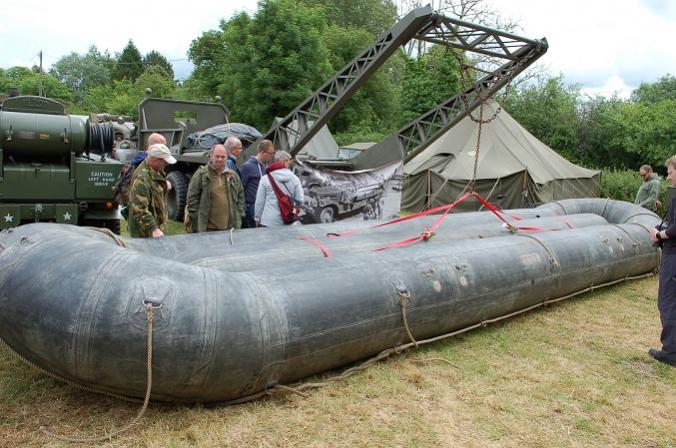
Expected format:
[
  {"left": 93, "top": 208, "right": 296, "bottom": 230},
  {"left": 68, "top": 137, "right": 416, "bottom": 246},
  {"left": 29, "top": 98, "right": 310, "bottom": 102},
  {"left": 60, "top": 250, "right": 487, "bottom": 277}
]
[
  {"left": 240, "top": 140, "right": 275, "bottom": 227},
  {"left": 224, "top": 136, "right": 243, "bottom": 179}
]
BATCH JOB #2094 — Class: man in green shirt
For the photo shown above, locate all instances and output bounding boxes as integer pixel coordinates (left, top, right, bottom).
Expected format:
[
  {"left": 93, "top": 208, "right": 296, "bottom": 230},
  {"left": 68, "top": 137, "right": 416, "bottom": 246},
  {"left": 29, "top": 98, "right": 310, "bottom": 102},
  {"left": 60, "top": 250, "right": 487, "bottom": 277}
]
[{"left": 635, "top": 164, "right": 661, "bottom": 212}]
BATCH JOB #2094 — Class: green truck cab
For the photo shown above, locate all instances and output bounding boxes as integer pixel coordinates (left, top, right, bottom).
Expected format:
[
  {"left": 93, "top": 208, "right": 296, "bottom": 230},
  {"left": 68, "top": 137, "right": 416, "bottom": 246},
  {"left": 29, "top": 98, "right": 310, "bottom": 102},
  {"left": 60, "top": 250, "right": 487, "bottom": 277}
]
[{"left": 0, "top": 96, "right": 123, "bottom": 232}]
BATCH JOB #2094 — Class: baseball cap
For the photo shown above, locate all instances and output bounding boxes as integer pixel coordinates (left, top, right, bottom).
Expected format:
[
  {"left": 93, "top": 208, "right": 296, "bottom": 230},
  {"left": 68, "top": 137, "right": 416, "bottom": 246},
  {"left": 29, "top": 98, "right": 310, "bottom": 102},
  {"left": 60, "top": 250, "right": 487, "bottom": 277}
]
[{"left": 148, "top": 144, "right": 177, "bottom": 164}]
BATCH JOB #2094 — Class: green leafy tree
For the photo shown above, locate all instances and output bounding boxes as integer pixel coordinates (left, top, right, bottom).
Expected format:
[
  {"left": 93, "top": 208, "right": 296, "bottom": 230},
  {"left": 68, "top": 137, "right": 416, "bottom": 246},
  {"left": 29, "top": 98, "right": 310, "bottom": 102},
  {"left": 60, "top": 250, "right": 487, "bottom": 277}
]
[
  {"left": 586, "top": 99, "right": 676, "bottom": 170},
  {"left": 0, "top": 66, "right": 72, "bottom": 103},
  {"left": 322, "top": 24, "right": 402, "bottom": 134},
  {"left": 1, "top": 66, "right": 33, "bottom": 88},
  {"left": 400, "top": 45, "right": 462, "bottom": 124},
  {"left": 577, "top": 75, "right": 676, "bottom": 170},
  {"left": 135, "top": 66, "right": 176, "bottom": 98},
  {"left": 83, "top": 66, "right": 176, "bottom": 118},
  {"left": 576, "top": 95, "right": 629, "bottom": 168},
  {"left": 630, "top": 74, "right": 676, "bottom": 105},
  {"left": 187, "top": 26, "right": 235, "bottom": 99},
  {"left": 189, "top": 0, "right": 333, "bottom": 130},
  {"left": 16, "top": 72, "right": 74, "bottom": 103},
  {"left": 113, "top": 40, "right": 144, "bottom": 81},
  {"left": 300, "top": 0, "right": 397, "bottom": 35},
  {"left": 49, "top": 46, "right": 114, "bottom": 103},
  {"left": 502, "top": 74, "right": 581, "bottom": 162},
  {"left": 84, "top": 79, "right": 139, "bottom": 118},
  {"left": 143, "top": 51, "right": 174, "bottom": 80}
]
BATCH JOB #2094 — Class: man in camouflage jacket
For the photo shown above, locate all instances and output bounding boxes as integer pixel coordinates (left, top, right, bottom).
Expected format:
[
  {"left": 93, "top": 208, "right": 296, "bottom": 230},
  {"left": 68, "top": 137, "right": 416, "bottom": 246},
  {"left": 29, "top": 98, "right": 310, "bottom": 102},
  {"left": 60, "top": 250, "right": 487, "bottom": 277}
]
[{"left": 128, "top": 144, "right": 177, "bottom": 238}]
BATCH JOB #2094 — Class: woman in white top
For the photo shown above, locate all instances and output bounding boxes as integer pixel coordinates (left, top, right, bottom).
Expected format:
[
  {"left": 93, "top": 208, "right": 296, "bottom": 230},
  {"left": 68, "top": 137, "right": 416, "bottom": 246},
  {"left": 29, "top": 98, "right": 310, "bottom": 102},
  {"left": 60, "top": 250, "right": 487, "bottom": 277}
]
[{"left": 254, "top": 150, "right": 304, "bottom": 227}]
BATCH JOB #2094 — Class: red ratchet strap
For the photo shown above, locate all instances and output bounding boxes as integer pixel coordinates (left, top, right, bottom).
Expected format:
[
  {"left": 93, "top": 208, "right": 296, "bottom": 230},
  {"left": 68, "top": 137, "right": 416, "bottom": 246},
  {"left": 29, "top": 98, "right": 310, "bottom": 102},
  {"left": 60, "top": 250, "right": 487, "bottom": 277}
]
[
  {"left": 509, "top": 218, "right": 576, "bottom": 233},
  {"left": 372, "top": 193, "right": 473, "bottom": 252},
  {"left": 371, "top": 191, "right": 541, "bottom": 252},
  {"left": 327, "top": 192, "right": 474, "bottom": 238},
  {"left": 327, "top": 192, "right": 523, "bottom": 239},
  {"left": 470, "top": 193, "right": 520, "bottom": 231},
  {"left": 298, "top": 236, "right": 332, "bottom": 258}
]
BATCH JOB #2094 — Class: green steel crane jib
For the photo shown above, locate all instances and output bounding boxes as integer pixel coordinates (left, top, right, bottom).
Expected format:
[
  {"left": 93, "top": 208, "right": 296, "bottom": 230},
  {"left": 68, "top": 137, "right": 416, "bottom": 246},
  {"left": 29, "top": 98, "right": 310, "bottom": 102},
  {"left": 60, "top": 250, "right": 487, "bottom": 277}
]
[{"left": 244, "top": 5, "right": 548, "bottom": 167}]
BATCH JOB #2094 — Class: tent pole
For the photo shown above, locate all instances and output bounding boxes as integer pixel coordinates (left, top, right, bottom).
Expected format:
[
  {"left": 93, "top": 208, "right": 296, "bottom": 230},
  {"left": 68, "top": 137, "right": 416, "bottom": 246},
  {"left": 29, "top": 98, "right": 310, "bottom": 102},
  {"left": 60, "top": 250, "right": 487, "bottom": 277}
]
[
  {"left": 424, "top": 174, "right": 452, "bottom": 212},
  {"left": 426, "top": 170, "right": 431, "bottom": 211},
  {"left": 478, "top": 177, "right": 501, "bottom": 211}
]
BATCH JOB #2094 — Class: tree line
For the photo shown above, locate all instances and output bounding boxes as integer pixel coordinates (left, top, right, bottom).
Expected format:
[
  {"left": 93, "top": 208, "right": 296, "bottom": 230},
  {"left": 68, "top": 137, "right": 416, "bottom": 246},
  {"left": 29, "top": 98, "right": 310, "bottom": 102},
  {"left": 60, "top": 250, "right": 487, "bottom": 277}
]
[
  {"left": 501, "top": 74, "right": 676, "bottom": 171},
  {"left": 1, "top": 0, "right": 673, "bottom": 172}
]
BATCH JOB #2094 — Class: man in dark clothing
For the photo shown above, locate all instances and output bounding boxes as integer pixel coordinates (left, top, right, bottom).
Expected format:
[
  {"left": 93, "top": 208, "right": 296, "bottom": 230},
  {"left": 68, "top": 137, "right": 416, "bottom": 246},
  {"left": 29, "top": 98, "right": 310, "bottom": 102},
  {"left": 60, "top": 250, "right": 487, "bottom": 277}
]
[
  {"left": 240, "top": 139, "right": 275, "bottom": 228},
  {"left": 649, "top": 155, "right": 676, "bottom": 367},
  {"left": 225, "top": 136, "right": 243, "bottom": 179}
]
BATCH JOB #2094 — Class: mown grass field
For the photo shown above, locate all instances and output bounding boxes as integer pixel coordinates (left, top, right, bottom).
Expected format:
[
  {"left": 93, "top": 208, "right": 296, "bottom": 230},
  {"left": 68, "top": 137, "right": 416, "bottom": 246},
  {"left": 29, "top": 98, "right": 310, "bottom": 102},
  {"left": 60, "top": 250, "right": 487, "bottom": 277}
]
[{"left": 0, "top": 276, "right": 674, "bottom": 448}]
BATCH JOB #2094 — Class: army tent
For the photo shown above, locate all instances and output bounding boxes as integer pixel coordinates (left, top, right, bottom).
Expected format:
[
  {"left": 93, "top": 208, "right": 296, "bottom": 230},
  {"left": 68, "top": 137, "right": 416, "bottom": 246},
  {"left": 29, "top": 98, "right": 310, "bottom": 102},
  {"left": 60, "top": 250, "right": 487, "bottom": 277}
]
[
  {"left": 273, "top": 118, "right": 340, "bottom": 159},
  {"left": 402, "top": 100, "right": 601, "bottom": 212}
]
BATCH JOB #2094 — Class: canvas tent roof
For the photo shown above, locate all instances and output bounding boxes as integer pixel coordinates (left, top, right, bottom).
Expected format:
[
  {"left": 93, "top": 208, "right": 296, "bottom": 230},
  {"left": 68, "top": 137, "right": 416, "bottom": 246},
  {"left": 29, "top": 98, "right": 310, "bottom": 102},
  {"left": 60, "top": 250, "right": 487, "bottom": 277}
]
[
  {"left": 403, "top": 100, "right": 600, "bottom": 212},
  {"left": 273, "top": 118, "right": 340, "bottom": 159}
]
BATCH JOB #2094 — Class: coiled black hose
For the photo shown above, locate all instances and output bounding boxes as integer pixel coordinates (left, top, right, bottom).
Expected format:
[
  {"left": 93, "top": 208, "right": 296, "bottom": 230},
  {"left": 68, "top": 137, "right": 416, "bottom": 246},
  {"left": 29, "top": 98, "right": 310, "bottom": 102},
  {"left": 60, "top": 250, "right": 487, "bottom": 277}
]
[{"left": 87, "top": 122, "right": 114, "bottom": 153}]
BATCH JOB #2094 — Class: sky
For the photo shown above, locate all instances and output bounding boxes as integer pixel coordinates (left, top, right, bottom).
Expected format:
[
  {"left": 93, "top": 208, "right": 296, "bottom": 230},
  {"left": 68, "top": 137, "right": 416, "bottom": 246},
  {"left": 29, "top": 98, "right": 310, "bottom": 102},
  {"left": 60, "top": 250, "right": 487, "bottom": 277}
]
[{"left": 1, "top": 0, "right": 674, "bottom": 99}]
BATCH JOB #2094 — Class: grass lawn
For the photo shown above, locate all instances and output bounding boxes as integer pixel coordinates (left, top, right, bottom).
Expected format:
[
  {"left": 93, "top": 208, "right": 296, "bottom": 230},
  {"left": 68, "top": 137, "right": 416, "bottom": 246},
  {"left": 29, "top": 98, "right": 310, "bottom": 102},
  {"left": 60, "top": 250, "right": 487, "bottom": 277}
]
[{"left": 0, "top": 275, "right": 674, "bottom": 447}]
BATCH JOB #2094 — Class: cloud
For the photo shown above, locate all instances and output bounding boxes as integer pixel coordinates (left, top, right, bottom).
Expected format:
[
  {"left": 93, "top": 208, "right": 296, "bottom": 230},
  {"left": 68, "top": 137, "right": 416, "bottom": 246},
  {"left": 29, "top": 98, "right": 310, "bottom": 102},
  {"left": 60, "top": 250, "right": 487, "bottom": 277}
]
[
  {"left": 580, "top": 75, "right": 634, "bottom": 99},
  {"left": 2, "top": 0, "right": 674, "bottom": 99},
  {"left": 641, "top": 0, "right": 676, "bottom": 18},
  {"left": 489, "top": 0, "right": 676, "bottom": 94},
  {"left": 1, "top": 0, "right": 258, "bottom": 69}
]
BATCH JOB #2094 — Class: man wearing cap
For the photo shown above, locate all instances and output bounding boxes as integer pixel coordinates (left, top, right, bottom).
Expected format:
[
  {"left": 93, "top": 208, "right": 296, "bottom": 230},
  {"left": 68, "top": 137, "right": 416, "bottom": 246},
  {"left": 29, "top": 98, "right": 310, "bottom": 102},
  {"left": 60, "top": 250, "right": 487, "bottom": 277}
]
[
  {"left": 128, "top": 143, "right": 177, "bottom": 238},
  {"left": 185, "top": 144, "right": 245, "bottom": 233}
]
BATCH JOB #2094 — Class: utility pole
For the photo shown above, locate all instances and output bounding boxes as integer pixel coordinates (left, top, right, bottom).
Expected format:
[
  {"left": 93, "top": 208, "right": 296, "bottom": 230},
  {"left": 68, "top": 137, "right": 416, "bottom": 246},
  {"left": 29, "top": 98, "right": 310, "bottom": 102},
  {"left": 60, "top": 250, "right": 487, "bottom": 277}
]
[{"left": 38, "top": 51, "right": 43, "bottom": 97}]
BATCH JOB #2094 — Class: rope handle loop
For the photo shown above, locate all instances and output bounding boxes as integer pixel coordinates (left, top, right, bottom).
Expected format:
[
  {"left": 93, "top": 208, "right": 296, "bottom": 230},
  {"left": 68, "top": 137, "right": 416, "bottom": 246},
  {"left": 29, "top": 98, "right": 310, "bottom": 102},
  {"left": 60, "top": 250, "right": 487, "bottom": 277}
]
[{"left": 40, "top": 301, "right": 156, "bottom": 443}]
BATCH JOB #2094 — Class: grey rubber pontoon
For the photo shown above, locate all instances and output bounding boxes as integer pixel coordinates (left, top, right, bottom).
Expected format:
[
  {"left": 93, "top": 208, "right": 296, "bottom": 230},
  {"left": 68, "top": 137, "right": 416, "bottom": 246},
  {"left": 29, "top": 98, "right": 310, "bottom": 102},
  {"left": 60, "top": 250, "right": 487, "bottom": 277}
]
[{"left": 0, "top": 199, "right": 660, "bottom": 402}]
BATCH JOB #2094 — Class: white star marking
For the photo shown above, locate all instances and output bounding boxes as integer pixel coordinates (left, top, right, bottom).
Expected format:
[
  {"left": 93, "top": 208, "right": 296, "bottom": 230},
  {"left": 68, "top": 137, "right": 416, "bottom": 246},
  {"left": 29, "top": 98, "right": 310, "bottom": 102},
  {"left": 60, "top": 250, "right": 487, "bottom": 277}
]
[
  {"left": 63, "top": 211, "right": 72, "bottom": 221},
  {"left": 3, "top": 213, "right": 13, "bottom": 223}
]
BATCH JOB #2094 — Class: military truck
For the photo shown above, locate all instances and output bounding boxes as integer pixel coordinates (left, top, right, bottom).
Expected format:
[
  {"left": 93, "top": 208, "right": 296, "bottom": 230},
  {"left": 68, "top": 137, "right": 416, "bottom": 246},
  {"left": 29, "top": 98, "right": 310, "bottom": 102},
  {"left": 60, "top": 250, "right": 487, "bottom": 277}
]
[{"left": 0, "top": 96, "right": 123, "bottom": 232}]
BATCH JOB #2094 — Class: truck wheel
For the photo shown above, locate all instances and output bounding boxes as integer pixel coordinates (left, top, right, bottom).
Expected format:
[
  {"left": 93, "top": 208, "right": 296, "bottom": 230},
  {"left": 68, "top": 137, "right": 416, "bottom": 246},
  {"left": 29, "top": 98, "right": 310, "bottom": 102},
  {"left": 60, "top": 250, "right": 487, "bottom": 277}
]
[{"left": 166, "top": 171, "right": 188, "bottom": 222}]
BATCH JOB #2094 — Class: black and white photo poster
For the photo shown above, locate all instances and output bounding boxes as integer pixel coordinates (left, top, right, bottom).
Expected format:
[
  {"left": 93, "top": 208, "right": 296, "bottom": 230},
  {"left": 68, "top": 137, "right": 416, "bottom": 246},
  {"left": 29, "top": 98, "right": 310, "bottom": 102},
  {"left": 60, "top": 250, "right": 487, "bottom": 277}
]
[{"left": 293, "top": 161, "right": 403, "bottom": 224}]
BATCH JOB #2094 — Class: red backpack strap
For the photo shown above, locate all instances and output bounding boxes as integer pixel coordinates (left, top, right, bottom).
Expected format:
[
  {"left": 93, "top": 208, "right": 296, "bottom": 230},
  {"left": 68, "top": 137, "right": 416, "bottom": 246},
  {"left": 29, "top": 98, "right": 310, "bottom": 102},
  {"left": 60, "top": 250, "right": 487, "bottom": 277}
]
[{"left": 267, "top": 174, "right": 286, "bottom": 203}]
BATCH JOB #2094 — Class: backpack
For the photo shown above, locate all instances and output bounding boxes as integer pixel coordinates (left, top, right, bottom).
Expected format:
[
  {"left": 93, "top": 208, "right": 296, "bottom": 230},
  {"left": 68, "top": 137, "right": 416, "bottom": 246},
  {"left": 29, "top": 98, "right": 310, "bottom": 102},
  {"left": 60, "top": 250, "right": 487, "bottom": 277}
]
[
  {"left": 112, "top": 163, "right": 136, "bottom": 205},
  {"left": 268, "top": 174, "right": 300, "bottom": 225}
]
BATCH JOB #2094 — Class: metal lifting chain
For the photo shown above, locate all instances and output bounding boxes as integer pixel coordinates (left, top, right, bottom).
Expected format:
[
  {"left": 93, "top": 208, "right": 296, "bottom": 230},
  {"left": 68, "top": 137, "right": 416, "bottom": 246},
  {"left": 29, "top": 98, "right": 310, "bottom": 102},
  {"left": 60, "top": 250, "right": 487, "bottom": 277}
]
[
  {"left": 470, "top": 103, "right": 484, "bottom": 192},
  {"left": 444, "top": 42, "right": 528, "bottom": 192},
  {"left": 40, "top": 302, "right": 156, "bottom": 444}
]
